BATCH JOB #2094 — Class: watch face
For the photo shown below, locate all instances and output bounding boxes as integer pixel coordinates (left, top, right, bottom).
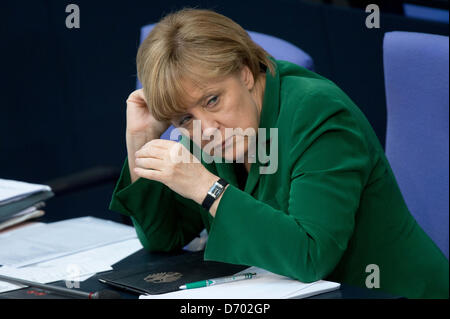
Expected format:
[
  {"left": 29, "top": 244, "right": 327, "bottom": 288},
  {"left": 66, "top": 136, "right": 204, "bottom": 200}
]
[{"left": 208, "top": 183, "right": 224, "bottom": 198}]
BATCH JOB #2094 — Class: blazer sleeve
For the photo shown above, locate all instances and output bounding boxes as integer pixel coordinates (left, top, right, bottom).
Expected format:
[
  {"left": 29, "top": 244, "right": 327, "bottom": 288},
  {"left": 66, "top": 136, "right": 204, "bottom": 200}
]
[
  {"left": 204, "top": 91, "right": 372, "bottom": 283},
  {"left": 109, "top": 156, "right": 206, "bottom": 252}
]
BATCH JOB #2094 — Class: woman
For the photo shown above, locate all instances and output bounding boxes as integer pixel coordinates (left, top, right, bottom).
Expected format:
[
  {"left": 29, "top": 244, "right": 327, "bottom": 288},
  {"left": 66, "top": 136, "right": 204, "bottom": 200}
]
[{"left": 110, "top": 9, "right": 449, "bottom": 298}]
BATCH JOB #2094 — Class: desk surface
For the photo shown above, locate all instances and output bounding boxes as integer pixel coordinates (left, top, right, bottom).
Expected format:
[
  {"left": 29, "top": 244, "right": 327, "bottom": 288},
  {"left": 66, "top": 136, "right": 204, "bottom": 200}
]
[{"left": 0, "top": 248, "right": 399, "bottom": 299}]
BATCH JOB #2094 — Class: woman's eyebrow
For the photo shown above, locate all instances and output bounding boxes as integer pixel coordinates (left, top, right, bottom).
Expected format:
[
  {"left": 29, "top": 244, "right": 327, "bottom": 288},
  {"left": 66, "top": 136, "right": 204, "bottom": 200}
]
[
  {"left": 195, "top": 88, "right": 219, "bottom": 105},
  {"left": 195, "top": 92, "right": 212, "bottom": 106},
  {"left": 194, "top": 95, "right": 208, "bottom": 106}
]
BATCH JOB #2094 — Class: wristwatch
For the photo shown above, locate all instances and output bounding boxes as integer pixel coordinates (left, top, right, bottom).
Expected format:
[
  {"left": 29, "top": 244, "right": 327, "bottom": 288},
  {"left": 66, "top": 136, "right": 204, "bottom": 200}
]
[{"left": 201, "top": 178, "right": 229, "bottom": 211}]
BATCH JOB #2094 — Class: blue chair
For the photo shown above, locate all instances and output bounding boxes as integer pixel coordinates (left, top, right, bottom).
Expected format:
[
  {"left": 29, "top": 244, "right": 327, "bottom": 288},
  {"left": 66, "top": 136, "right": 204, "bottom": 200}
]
[
  {"left": 138, "top": 23, "right": 314, "bottom": 140},
  {"left": 403, "top": 3, "right": 449, "bottom": 24},
  {"left": 383, "top": 31, "right": 449, "bottom": 258}
]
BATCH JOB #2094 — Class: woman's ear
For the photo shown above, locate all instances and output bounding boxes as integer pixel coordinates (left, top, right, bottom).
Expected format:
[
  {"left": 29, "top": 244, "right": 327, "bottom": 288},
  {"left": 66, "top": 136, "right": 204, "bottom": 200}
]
[{"left": 240, "top": 66, "right": 255, "bottom": 91}]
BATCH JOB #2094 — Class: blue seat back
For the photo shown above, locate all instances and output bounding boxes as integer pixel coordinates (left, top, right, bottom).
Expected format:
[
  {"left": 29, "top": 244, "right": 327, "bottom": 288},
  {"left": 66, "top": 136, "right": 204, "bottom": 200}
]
[{"left": 383, "top": 31, "right": 449, "bottom": 258}]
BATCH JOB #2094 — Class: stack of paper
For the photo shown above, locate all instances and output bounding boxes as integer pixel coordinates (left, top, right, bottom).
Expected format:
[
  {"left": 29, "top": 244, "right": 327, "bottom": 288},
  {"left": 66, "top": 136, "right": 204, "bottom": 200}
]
[
  {"left": 0, "top": 216, "right": 137, "bottom": 267},
  {"left": 0, "top": 238, "right": 143, "bottom": 293},
  {"left": 0, "top": 179, "right": 51, "bottom": 204},
  {"left": 0, "top": 217, "right": 143, "bottom": 293},
  {"left": 0, "top": 178, "right": 54, "bottom": 231},
  {"left": 0, "top": 204, "right": 45, "bottom": 231},
  {"left": 140, "top": 267, "right": 340, "bottom": 299}
]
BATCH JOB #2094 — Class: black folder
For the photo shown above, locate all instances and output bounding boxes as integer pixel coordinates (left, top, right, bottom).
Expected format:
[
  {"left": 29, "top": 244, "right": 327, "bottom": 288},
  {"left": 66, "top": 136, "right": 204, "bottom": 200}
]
[
  {"left": 98, "top": 251, "right": 248, "bottom": 295},
  {"left": 0, "top": 190, "right": 54, "bottom": 221}
]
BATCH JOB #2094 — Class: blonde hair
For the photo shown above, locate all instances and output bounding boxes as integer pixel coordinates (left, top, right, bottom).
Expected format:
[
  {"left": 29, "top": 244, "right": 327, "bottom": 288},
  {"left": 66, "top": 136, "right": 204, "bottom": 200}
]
[{"left": 136, "top": 8, "right": 275, "bottom": 122}]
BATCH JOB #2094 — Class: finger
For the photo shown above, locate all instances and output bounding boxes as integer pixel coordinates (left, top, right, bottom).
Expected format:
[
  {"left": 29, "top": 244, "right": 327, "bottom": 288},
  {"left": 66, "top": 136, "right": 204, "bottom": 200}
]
[
  {"left": 135, "top": 145, "right": 167, "bottom": 160},
  {"left": 134, "top": 167, "right": 163, "bottom": 182},
  {"left": 126, "top": 89, "right": 146, "bottom": 104},
  {"left": 166, "top": 142, "right": 199, "bottom": 164},
  {"left": 142, "top": 139, "right": 177, "bottom": 150},
  {"left": 135, "top": 157, "right": 165, "bottom": 171}
]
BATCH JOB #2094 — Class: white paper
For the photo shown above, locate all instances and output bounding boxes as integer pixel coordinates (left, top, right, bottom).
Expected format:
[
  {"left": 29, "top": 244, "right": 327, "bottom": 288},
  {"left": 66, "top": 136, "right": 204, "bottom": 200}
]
[
  {"left": 139, "top": 266, "right": 340, "bottom": 299},
  {"left": 0, "top": 216, "right": 137, "bottom": 267},
  {"left": 0, "top": 209, "right": 45, "bottom": 231},
  {"left": 0, "top": 179, "right": 51, "bottom": 205},
  {"left": 0, "top": 238, "right": 143, "bottom": 293}
]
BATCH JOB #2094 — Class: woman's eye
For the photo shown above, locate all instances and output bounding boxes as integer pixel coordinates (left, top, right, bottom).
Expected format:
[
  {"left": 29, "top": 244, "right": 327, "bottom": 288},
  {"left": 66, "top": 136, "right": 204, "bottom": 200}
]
[
  {"left": 179, "top": 115, "right": 192, "bottom": 126},
  {"left": 206, "top": 96, "right": 218, "bottom": 107}
]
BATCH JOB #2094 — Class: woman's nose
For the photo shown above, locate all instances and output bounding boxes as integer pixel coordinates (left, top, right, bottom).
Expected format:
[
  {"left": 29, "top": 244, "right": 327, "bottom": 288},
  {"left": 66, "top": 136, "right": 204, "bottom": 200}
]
[{"left": 200, "top": 118, "right": 221, "bottom": 139}]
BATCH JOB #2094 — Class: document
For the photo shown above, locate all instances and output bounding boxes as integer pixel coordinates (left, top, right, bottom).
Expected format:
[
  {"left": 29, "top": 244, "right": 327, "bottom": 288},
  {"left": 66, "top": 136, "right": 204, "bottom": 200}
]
[
  {"left": 0, "top": 202, "right": 46, "bottom": 231},
  {"left": 0, "top": 216, "right": 137, "bottom": 267},
  {"left": 0, "top": 179, "right": 51, "bottom": 205},
  {"left": 0, "top": 238, "right": 143, "bottom": 293},
  {"left": 139, "top": 266, "right": 340, "bottom": 299}
]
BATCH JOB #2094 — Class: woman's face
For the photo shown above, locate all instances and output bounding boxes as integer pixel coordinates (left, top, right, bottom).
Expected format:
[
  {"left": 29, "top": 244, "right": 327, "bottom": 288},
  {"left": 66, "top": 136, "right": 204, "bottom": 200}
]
[{"left": 171, "top": 66, "right": 264, "bottom": 163}]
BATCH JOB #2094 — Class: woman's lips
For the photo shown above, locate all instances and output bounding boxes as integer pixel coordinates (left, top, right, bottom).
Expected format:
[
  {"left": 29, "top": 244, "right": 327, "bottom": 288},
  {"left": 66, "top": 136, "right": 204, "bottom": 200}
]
[{"left": 209, "top": 137, "right": 234, "bottom": 152}]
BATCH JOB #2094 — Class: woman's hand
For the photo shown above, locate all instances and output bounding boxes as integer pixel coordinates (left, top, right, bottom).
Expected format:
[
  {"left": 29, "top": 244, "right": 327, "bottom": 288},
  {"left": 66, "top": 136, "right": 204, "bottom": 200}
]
[
  {"left": 125, "top": 89, "right": 170, "bottom": 183},
  {"left": 134, "top": 139, "right": 222, "bottom": 210},
  {"left": 126, "top": 89, "right": 170, "bottom": 138}
]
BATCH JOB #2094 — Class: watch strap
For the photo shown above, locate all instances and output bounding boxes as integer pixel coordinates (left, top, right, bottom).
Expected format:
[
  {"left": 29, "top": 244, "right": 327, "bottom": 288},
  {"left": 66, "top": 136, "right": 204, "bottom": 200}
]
[{"left": 201, "top": 178, "right": 229, "bottom": 211}]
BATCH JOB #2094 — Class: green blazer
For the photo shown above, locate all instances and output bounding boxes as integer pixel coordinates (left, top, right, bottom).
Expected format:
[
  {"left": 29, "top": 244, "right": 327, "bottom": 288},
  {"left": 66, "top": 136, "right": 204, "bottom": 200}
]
[{"left": 110, "top": 60, "right": 449, "bottom": 299}]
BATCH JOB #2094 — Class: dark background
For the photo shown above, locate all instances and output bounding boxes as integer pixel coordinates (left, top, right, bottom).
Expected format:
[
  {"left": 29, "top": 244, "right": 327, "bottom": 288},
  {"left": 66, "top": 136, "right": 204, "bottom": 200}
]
[{"left": 0, "top": 0, "right": 448, "bottom": 223}]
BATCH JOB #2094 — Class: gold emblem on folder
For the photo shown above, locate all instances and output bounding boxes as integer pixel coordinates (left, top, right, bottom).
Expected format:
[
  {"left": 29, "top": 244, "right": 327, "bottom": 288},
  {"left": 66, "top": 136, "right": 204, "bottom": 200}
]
[{"left": 144, "top": 272, "right": 183, "bottom": 283}]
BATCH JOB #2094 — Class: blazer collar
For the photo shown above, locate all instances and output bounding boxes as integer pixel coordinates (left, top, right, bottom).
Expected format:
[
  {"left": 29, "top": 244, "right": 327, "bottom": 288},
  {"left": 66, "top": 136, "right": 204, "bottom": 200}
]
[{"left": 258, "top": 58, "right": 281, "bottom": 142}]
